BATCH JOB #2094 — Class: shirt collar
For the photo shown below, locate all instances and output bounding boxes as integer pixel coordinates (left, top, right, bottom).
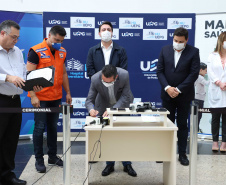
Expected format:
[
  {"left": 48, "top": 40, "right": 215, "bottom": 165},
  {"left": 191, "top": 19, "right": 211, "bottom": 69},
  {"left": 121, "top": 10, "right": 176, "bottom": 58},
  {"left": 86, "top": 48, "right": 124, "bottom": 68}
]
[
  {"left": 0, "top": 45, "right": 15, "bottom": 52},
  {"left": 101, "top": 42, "right": 113, "bottom": 49}
]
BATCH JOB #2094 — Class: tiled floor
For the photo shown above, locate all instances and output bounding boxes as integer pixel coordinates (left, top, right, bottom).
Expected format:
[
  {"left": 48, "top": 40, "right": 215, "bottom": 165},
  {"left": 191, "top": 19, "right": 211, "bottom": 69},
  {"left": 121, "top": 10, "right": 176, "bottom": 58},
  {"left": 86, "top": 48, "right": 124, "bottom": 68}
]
[
  {"left": 14, "top": 139, "right": 85, "bottom": 178},
  {"left": 14, "top": 138, "right": 226, "bottom": 185}
]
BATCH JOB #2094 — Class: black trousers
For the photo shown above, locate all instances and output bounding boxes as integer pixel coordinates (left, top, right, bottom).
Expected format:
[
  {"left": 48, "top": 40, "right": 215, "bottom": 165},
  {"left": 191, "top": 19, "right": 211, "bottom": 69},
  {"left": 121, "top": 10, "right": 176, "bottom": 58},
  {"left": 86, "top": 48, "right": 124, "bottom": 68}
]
[
  {"left": 0, "top": 94, "right": 22, "bottom": 181},
  {"left": 162, "top": 99, "right": 190, "bottom": 155},
  {"left": 211, "top": 113, "right": 226, "bottom": 142},
  {"left": 195, "top": 99, "right": 204, "bottom": 131}
]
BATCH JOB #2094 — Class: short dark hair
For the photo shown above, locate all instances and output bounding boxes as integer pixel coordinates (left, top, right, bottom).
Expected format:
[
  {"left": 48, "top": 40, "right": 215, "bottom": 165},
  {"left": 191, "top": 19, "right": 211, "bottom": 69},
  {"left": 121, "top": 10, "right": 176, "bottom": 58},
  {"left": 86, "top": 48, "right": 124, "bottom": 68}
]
[
  {"left": 102, "top": 65, "right": 117, "bottom": 79},
  {"left": 49, "top": 25, "right": 66, "bottom": 37},
  {"left": 173, "top": 27, "right": 188, "bottom": 40},
  {"left": 200, "top": 62, "right": 207, "bottom": 70},
  {"left": 0, "top": 20, "right": 20, "bottom": 33},
  {"left": 99, "top": 21, "right": 113, "bottom": 32}
]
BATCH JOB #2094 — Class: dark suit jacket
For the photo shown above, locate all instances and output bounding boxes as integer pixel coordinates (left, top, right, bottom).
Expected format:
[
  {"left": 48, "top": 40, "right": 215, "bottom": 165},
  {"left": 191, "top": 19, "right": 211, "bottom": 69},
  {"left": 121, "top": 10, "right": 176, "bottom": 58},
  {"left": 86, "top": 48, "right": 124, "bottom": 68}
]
[
  {"left": 157, "top": 44, "right": 200, "bottom": 102},
  {"left": 86, "top": 42, "right": 128, "bottom": 78},
  {"left": 85, "top": 68, "right": 134, "bottom": 116}
]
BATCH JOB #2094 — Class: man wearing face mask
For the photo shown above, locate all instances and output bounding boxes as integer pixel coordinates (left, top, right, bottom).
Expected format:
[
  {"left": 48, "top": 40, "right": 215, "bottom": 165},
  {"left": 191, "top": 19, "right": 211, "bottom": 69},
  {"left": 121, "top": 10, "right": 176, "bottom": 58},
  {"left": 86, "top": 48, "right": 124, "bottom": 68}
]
[
  {"left": 86, "top": 21, "right": 128, "bottom": 78},
  {"left": 157, "top": 27, "right": 200, "bottom": 166},
  {"left": 26, "top": 25, "right": 72, "bottom": 173},
  {"left": 85, "top": 65, "right": 137, "bottom": 177}
]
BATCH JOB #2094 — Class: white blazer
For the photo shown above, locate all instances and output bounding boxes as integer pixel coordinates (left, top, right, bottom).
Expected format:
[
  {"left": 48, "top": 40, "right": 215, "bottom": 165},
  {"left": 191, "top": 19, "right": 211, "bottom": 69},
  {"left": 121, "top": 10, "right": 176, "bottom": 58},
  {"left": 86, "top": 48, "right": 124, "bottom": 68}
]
[{"left": 208, "top": 52, "right": 226, "bottom": 108}]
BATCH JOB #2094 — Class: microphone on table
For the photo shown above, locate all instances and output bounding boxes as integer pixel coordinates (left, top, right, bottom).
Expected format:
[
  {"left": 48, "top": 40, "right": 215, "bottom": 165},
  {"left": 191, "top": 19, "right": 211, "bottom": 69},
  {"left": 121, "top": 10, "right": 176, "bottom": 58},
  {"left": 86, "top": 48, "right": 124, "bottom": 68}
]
[
  {"left": 101, "top": 117, "right": 109, "bottom": 128},
  {"left": 86, "top": 117, "right": 100, "bottom": 126}
]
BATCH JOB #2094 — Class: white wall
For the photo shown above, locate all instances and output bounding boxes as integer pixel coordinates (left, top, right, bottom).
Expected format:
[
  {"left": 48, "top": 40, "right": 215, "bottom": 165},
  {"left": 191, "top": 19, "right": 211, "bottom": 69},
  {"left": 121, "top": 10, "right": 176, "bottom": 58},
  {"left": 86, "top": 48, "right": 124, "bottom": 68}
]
[{"left": 0, "top": 0, "right": 226, "bottom": 14}]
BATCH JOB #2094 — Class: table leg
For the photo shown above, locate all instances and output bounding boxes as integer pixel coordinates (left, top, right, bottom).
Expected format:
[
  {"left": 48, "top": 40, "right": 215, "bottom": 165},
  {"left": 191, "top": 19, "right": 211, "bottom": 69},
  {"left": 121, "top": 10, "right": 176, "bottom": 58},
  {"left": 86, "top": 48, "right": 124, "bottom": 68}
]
[
  {"left": 163, "top": 131, "right": 177, "bottom": 185},
  {"left": 85, "top": 131, "right": 89, "bottom": 185}
]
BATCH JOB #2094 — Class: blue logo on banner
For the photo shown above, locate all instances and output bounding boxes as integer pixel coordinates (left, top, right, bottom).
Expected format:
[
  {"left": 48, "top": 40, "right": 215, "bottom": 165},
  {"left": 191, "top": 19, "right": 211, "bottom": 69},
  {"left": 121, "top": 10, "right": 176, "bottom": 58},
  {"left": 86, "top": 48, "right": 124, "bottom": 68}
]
[
  {"left": 48, "top": 20, "right": 61, "bottom": 24},
  {"left": 140, "top": 59, "right": 158, "bottom": 80},
  {"left": 66, "top": 59, "right": 89, "bottom": 79},
  {"left": 171, "top": 21, "right": 189, "bottom": 29},
  {"left": 123, "top": 20, "right": 141, "bottom": 28},
  {"left": 66, "top": 58, "right": 84, "bottom": 71},
  {"left": 121, "top": 32, "right": 134, "bottom": 37}
]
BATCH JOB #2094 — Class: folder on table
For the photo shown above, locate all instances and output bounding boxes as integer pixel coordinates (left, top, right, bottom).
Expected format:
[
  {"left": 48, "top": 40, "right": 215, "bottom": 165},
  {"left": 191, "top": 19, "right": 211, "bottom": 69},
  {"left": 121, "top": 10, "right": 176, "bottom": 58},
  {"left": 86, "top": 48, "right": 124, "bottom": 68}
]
[{"left": 22, "top": 66, "right": 55, "bottom": 91}]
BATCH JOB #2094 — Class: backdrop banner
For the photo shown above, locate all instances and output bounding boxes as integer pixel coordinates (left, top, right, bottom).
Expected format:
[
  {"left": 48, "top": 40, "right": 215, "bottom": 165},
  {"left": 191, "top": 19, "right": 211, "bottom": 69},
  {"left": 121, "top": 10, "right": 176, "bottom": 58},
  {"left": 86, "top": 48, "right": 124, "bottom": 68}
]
[
  {"left": 43, "top": 12, "right": 196, "bottom": 132},
  {"left": 0, "top": 11, "right": 43, "bottom": 136},
  {"left": 195, "top": 13, "right": 226, "bottom": 136}
]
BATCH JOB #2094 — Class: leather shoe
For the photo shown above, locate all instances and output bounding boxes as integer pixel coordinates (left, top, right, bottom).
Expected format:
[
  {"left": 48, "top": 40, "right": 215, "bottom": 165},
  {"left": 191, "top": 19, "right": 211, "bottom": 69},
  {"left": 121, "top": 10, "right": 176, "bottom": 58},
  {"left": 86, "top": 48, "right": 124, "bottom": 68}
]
[
  {"left": 179, "top": 154, "right": 189, "bottom": 166},
  {"left": 102, "top": 164, "right": 114, "bottom": 176},
  {"left": 123, "top": 164, "right": 137, "bottom": 177},
  {"left": 5, "top": 177, "right": 27, "bottom": 185}
]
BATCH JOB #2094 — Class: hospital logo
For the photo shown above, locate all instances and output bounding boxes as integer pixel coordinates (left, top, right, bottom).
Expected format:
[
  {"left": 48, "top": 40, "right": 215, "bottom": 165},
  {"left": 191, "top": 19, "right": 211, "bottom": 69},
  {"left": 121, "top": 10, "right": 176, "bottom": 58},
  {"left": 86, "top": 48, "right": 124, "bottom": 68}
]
[
  {"left": 70, "top": 17, "right": 95, "bottom": 28},
  {"left": 167, "top": 18, "right": 192, "bottom": 29},
  {"left": 143, "top": 29, "right": 167, "bottom": 40},
  {"left": 66, "top": 58, "right": 84, "bottom": 71},
  {"left": 119, "top": 18, "right": 143, "bottom": 29}
]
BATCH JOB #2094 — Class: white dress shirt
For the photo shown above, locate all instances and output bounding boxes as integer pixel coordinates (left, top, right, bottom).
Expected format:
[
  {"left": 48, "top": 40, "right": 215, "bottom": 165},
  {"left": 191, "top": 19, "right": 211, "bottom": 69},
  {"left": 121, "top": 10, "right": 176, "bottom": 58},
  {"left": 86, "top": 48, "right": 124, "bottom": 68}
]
[
  {"left": 101, "top": 42, "right": 113, "bottom": 65},
  {"left": 0, "top": 45, "right": 26, "bottom": 95},
  {"left": 174, "top": 49, "right": 183, "bottom": 68},
  {"left": 164, "top": 48, "right": 184, "bottom": 93}
]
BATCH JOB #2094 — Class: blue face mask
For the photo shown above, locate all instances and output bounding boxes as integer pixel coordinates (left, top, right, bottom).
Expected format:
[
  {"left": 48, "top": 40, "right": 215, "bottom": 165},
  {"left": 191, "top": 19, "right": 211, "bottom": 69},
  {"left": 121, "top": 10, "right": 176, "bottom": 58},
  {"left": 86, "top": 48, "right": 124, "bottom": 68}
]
[{"left": 52, "top": 43, "right": 61, "bottom": 50}]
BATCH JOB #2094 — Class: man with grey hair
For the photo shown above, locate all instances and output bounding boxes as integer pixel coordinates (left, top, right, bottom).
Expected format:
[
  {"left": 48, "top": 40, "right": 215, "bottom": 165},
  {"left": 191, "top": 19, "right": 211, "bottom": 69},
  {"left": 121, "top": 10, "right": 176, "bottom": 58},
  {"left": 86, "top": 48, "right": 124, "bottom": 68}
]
[{"left": 0, "top": 20, "right": 27, "bottom": 185}]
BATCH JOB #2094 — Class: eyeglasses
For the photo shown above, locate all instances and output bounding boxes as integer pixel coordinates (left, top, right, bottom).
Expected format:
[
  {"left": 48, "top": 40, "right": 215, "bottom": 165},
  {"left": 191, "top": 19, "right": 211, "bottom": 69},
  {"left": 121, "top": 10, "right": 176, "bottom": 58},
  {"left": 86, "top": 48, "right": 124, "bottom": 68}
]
[{"left": 5, "top": 31, "right": 20, "bottom": 41}]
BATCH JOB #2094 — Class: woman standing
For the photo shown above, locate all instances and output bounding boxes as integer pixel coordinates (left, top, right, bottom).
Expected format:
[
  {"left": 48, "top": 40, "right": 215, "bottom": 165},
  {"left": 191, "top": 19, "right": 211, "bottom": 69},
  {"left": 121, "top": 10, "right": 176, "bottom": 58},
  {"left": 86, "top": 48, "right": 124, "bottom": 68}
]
[{"left": 208, "top": 31, "right": 226, "bottom": 152}]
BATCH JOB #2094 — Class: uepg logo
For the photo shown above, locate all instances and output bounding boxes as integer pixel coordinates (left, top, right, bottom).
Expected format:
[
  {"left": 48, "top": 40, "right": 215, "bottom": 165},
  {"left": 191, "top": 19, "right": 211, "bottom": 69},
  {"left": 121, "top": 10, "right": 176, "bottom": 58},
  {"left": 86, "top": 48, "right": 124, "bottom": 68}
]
[
  {"left": 146, "top": 21, "right": 158, "bottom": 26},
  {"left": 66, "top": 58, "right": 84, "bottom": 71},
  {"left": 167, "top": 18, "right": 192, "bottom": 29},
  {"left": 121, "top": 32, "right": 134, "bottom": 37},
  {"left": 48, "top": 20, "right": 61, "bottom": 24},
  {"left": 140, "top": 59, "right": 158, "bottom": 72},
  {"left": 140, "top": 59, "right": 158, "bottom": 80},
  {"left": 97, "top": 21, "right": 117, "bottom": 26},
  {"left": 73, "top": 111, "right": 87, "bottom": 116},
  {"left": 73, "top": 31, "right": 85, "bottom": 36}
]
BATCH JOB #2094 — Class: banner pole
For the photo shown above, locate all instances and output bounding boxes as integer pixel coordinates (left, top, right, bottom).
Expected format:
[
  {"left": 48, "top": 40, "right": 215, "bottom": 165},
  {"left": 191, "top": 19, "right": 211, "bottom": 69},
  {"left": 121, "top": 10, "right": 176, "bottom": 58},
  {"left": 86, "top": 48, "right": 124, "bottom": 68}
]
[
  {"left": 189, "top": 101, "right": 198, "bottom": 185},
  {"left": 62, "top": 104, "right": 72, "bottom": 185}
]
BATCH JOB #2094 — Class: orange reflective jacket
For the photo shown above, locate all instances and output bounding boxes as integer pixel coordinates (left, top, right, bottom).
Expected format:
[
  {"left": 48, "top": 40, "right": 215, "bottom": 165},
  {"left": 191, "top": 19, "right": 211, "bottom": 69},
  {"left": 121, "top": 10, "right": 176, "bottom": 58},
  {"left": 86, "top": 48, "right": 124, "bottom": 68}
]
[{"left": 27, "top": 39, "right": 67, "bottom": 101}]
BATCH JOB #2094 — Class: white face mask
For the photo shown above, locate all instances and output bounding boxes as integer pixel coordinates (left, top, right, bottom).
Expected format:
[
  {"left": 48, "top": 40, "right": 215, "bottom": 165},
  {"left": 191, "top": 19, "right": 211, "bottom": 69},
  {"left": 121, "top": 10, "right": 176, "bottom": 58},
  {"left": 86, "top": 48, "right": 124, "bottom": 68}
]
[
  {"left": 101, "top": 31, "right": 112, "bottom": 42},
  {"left": 223, "top": 41, "right": 226, "bottom": 49},
  {"left": 173, "top": 41, "right": 185, "bottom": 51},
  {"left": 101, "top": 79, "right": 115, "bottom": 87}
]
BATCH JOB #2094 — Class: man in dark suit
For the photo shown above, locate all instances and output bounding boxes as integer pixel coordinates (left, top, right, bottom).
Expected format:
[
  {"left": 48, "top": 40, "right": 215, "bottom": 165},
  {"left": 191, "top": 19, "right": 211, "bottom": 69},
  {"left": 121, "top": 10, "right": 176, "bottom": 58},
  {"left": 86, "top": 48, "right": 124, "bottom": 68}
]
[
  {"left": 85, "top": 65, "right": 137, "bottom": 177},
  {"left": 86, "top": 21, "right": 127, "bottom": 78},
  {"left": 157, "top": 27, "right": 200, "bottom": 166}
]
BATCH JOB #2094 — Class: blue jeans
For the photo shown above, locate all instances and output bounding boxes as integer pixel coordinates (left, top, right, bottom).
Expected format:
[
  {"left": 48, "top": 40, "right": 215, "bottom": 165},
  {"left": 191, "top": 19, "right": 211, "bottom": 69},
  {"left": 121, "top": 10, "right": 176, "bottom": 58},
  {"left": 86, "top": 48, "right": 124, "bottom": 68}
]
[
  {"left": 106, "top": 161, "right": 131, "bottom": 167},
  {"left": 33, "top": 99, "right": 61, "bottom": 162}
]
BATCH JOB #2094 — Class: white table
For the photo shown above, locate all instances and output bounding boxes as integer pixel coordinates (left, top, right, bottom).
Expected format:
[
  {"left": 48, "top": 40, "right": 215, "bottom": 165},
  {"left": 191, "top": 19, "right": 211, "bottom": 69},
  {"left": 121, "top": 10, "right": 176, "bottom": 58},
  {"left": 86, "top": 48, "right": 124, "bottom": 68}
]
[
  {"left": 84, "top": 116, "right": 178, "bottom": 185},
  {"left": 106, "top": 108, "right": 170, "bottom": 127}
]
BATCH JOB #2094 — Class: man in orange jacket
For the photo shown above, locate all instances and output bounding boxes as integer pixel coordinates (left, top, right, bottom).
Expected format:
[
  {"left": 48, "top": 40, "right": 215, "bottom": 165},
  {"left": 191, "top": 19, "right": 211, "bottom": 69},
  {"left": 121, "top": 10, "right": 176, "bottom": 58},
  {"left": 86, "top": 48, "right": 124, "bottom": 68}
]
[{"left": 27, "top": 25, "right": 72, "bottom": 173}]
